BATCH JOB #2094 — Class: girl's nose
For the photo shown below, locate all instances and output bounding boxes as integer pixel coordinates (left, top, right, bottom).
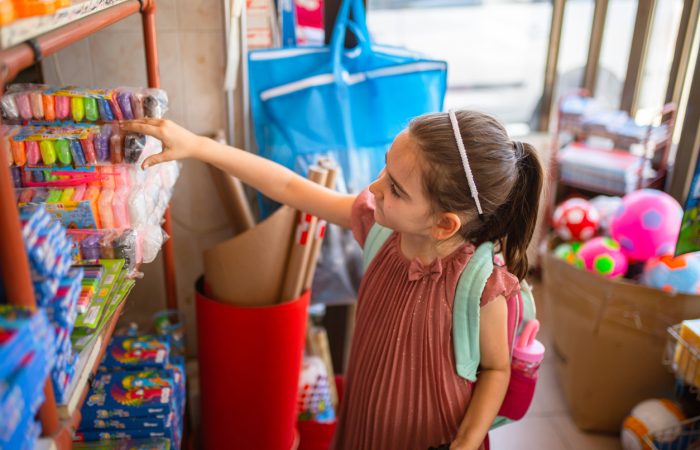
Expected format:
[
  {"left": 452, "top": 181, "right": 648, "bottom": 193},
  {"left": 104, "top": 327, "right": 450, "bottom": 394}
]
[{"left": 369, "top": 171, "right": 384, "bottom": 199}]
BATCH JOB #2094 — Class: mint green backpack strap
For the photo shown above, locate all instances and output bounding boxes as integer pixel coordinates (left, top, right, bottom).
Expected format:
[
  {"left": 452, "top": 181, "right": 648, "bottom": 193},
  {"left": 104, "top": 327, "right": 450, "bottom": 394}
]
[
  {"left": 453, "top": 241, "right": 494, "bottom": 382},
  {"left": 519, "top": 280, "right": 536, "bottom": 325},
  {"left": 362, "top": 223, "right": 394, "bottom": 270}
]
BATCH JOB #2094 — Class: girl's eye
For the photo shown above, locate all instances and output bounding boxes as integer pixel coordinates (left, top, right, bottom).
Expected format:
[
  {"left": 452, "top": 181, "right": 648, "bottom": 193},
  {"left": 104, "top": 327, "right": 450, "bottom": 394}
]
[{"left": 389, "top": 181, "right": 400, "bottom": 198}]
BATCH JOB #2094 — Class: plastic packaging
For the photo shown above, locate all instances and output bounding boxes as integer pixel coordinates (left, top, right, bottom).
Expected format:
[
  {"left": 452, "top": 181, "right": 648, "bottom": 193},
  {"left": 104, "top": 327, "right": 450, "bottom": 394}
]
[
  {"left": 124, "top": 133, "right": 146, "bottom": 164},
  {"left": 80, "top": 136, "right": 97, "bottom": 165},
  {"left": 15, "top": 92, "right": 32, "bottom": 120},
  {"left": 116, "top": 90, "right": 134, "bottom": 120},
  {"left": 110, "top": 132, "right": 124, "bottom": 164},
  {"left": 25, "top": 140, "right": 40, "bottom": 166},
  {"left": 71, "top": 97, "right": 85, "bottom": 122},
  {"left": 97, "top": 188, "right": 114, "bottom": 229},
  {"left": 97, "top": 98, "right": 114, "bottom": 121},
  {"left": 131, "top": 92, "right": 145, "bottom": 119},
  {"left": 42, "top": 94, "right": 56, "bottom": 121},
  {"left": 29, "top": 91, "right": 43, "bottom": 119},
  {"left": 94, "top": 126, "right": 111, "bottom": 162},
  {"left": 1, "top": 93, "right": 19, "bottom": 120},
  {"left": 39, "top": 140, "right": 57, "bottom": 166},
  {"left": 55, "top": 139, "right": 72, "bottom": 166},
  {"left": 84, "top": 97, "right": 99, "bottom": 122},
  {"left": 70, "top": 139, "right": 86, "bottom": 166},
  {"left": 143, "top": 89, "right": 168, "bottom": 118},
  {"left": 55, "top": 95, "right": 70, "bottom": 120}
]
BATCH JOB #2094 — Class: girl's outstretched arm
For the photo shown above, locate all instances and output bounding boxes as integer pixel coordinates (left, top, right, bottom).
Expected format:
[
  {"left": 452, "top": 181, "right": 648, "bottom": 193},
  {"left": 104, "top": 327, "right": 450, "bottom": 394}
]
[
  {"left": 451, "top": 296, "right": 511, "bottom": 450},
  {"left": 121, "top": 119, "right": 356, "bottom": 228}
]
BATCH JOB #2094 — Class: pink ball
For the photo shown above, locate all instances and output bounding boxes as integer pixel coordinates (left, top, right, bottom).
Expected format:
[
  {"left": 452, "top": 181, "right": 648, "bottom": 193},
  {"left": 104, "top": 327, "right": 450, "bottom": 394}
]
[
  {"left": 610, "top": 189, "right": 683, "bottom": 262},
  {"left": 576, "top": 237, "right": 629, "bottom": 278},
  {"left": 552, "top": 198, "right": 600, "bottom": 241}
]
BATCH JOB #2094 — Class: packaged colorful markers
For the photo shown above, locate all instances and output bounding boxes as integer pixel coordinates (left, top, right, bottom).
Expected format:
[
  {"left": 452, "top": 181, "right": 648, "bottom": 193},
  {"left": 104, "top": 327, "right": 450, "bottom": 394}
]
[{"left": 1, "top": 84, "right": 168, "bottom": 123}]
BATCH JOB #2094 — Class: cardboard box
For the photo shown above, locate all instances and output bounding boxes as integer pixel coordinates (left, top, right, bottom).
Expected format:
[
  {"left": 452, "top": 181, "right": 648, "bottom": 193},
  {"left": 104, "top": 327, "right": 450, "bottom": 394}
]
[{"left": 542, "top": 251, "right": 700, "bottom": 432}]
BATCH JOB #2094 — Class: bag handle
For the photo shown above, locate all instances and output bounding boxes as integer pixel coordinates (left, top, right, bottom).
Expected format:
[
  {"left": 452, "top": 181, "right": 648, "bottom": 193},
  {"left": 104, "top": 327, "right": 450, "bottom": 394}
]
[{"left": 330, "top": 0, "right": 373, "bottom": 82}]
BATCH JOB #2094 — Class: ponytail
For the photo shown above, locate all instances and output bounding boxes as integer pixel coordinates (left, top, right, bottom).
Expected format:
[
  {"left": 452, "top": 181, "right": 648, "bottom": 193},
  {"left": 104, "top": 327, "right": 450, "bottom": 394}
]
[{"left": 501, "top": 142, "right": 543, "bottom": 280}]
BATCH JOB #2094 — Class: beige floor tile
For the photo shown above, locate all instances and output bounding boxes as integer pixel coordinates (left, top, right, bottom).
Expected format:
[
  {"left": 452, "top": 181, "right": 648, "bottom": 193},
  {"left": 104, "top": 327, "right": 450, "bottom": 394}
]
[
  {"left": 550, "top": 416, "right": 622, "bottom": 450},
  {"left": 490, "top": 416, "right": 569, "bottom": 450}
]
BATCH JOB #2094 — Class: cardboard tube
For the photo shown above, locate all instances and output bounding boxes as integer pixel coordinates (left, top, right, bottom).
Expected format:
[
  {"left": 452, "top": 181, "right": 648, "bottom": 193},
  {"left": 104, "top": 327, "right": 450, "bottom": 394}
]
[
  {"left": 302, "top": 161, "right": 338, "bottom": 291},
  {"left": 279, "top": 166, "right": 328, "bottom": 302}
]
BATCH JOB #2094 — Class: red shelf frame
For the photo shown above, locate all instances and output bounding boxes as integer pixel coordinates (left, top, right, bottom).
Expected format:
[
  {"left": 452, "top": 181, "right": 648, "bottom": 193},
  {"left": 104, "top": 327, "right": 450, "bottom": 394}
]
[{"left": 0, "top": 1, "right": 179, "bottom": 447}]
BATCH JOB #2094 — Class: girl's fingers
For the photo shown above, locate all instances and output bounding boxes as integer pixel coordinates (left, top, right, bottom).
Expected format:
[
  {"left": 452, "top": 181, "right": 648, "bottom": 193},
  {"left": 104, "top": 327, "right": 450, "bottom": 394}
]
[
  {"left": 119, "top": 120, "right": 164, "bottom": 138},
  {"left": 142, "top": 151, "right": 170, "bottom": 169}
]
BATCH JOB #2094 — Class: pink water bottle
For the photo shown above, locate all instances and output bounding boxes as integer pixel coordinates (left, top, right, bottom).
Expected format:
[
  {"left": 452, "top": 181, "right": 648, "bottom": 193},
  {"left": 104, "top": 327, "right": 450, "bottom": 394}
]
[{"left": 512, "top": 320, "right": 545, "bottom": 378}]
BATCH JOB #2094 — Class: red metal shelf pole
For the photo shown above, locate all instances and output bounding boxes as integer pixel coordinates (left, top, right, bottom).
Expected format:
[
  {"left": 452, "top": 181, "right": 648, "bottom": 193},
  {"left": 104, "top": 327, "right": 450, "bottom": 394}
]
[{"left": 141, "top": 0, "right": 178, "bottom": 311}]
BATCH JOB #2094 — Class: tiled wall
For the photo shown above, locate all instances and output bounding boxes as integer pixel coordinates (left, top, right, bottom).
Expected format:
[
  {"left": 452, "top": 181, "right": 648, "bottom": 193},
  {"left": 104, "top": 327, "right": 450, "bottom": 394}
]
[{"left": 43, "top": 0, "right": 235, "bottom": 354}]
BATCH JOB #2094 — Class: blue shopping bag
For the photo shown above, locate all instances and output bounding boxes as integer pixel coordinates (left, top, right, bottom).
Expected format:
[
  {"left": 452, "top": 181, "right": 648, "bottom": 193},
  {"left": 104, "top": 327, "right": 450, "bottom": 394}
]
[{"left": 248, "top": 0, "right": 448, "bottom": 205}]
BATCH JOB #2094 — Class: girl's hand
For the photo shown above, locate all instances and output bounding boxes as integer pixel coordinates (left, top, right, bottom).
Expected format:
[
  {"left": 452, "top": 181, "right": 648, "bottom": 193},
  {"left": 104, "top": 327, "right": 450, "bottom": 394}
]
[{"left": 119, "top": 119, "right": 203, "bottom": 169}]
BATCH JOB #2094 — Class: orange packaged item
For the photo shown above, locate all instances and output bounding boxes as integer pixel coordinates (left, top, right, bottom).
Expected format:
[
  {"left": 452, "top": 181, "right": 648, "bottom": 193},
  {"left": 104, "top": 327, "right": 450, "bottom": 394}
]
[
  {"left": 54, "top": 0, "right": 69, "bottom": 7},
  {"left": 12, "top": 0, "right": 56, "bottom": 18},
  {"left": 0, "top": 0, "right": 15, "bottom": 25}
]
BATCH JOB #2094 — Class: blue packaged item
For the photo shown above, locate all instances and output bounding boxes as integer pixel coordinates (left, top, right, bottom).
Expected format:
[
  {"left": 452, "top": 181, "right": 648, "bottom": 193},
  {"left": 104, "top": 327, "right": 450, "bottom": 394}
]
[
  {"left": 101, "top": 336, "right": 170, "bottom": 370},
  {"left": 81, "top": 369, "right": 178, "bottom": 421},
  {"left": 0, "top": 344, "right": 50, "bottom": 444},
  {"left": 74, "top": 429, "right": 173, "bottom": 443},
  {"left": 0, "top": 308, "right": 53, "bottom": 381},
  {"left": 72, "top": 437, "right": 172, "bottom": 450},
  {"left": 80, "top": 411, "right": 173, "bottom": 432}
]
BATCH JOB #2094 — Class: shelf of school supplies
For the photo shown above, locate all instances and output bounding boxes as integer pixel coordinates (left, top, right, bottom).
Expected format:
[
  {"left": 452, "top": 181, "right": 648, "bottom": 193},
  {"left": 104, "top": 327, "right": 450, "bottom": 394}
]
[
  {"left": 663, "top": 324, "right": 700, "bottom": 400},
  {"left": 0, "top": 0, "right": 179, "bottom": 447},
  {"left": 58, "top": 299, "right": 126, "bottom": 426},
  {"left": 0, "top": 0, "right": 130, "bottom": 50}
]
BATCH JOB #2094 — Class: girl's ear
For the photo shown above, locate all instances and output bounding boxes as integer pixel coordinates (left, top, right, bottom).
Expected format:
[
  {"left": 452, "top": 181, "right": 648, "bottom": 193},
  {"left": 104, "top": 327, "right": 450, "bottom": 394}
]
[{"left": 432, "top": 212, "right": 462, "bottom": 241}]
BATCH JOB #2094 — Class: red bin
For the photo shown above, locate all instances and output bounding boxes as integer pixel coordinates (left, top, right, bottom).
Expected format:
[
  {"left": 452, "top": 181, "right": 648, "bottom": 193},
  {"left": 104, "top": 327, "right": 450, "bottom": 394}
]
[{"left": 196, "top": 277, "right": 309, "bottom": 450}]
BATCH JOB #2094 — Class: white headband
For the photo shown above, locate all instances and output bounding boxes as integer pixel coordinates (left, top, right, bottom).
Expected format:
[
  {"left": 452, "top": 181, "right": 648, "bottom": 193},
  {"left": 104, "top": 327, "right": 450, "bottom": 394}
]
[{"left": 448, "top": 110, "right": 483, "bottom": 216}]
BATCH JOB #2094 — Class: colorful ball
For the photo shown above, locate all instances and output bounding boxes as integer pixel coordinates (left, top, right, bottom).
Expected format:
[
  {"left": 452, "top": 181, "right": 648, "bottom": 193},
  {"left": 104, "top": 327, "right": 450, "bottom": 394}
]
[
  {"left": 610, "top": 189, "right": 682, "bottom": 262},
  {"left": 575, "top": 237, "right": 629, "bottom": 278},
  {"left": 641, "top": 253, "right": 700, "bottom": 295},
  {"left": 552, "top": 198, "right": 600, "bottom": 241},
  {"left": 621, "top": 399, "right": 685, "bottom": 450},
  {"left": 553, "top": 242, "right": 582, "bottom": 265},
  {"left": 590, "top": 195, "right": 623, "bottom": 235}
]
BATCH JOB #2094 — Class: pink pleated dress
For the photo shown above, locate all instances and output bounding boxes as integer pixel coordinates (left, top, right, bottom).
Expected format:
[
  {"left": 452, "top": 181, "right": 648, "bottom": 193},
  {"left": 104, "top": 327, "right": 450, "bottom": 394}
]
[{"left": 332, "top": 190, "right": 519, "bottom": 450}]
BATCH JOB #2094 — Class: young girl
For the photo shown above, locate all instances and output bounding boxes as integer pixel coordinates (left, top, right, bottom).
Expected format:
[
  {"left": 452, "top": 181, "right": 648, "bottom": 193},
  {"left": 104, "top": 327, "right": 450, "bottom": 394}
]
[{"left": 122, "top": 109, "right": 543, "bottom": 450}]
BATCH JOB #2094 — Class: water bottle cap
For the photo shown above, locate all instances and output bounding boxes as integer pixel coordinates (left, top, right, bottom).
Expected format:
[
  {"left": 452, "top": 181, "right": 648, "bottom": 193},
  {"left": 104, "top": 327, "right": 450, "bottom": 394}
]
[{"left": 513, "top": 339, "right": 546, "bottom": 363}]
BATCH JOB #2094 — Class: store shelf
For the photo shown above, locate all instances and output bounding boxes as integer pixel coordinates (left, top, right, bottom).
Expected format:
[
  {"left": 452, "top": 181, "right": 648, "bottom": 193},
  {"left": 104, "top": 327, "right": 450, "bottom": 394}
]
[
  {"left": 0, "top": 0, "right": 145, "bottom": 85},
  {"left": 58, "top": 299, "right": 127, "bottom": 427},
  {"left": 0, "top": 0, "right": 130, "bottom": 50}
]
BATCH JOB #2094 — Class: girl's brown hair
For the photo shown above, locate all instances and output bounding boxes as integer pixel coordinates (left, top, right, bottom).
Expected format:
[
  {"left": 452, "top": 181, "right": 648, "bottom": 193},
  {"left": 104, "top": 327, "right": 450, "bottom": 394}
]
[{"left": 409, "top": 110, "right": 543, "bottom": 280}]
